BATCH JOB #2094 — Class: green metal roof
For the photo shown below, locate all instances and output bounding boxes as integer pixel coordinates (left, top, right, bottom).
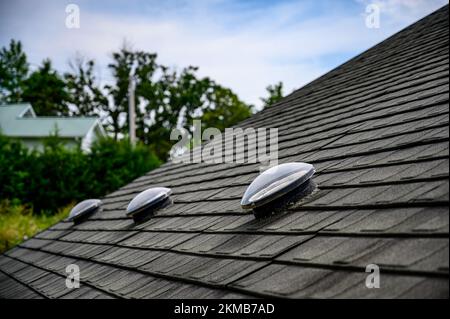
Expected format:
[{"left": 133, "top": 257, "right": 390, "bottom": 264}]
[{"left": 0, "top": 103, "right": 102, "bottom": 138}]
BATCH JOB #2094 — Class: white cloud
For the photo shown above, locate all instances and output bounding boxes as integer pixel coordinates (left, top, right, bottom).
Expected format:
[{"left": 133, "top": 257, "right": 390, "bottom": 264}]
[
  {"left": 360, "top": 0, "right": 448, "bottom": 23},
  {"left": 0, "top": 0, "right": 448, "bottom": 108}
]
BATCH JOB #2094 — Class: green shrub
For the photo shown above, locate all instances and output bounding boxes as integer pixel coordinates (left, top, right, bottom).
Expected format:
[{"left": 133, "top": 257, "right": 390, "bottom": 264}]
[
  {"left": 0, "top": 200, "right": 71, "bottom": 253},
  {"left": 0, "top": 135, "right": 160, "bottom": 213}
]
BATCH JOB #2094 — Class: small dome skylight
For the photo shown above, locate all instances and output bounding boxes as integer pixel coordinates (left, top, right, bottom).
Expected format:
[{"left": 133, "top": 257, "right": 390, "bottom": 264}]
[
  {"left": 127, "top": 187, "right": 172, "bottom": 222},
  {"left": 68, "top": 199, "right": 102, "bottom": 224},
  {"left": 241, "top": 162, "right": 316, "bottom": 216}
]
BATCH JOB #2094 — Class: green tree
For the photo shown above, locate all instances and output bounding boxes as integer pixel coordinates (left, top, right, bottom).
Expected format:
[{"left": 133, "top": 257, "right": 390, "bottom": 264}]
[
  {"left": 138, "top": 67, "right": 253, "bottom": 160},
  {"left": 107, "top": 45, "right": 158, "bottom": 140},
  {"left": 0, "top": 134, "right": 160, "bottom": 212},
  {"left": 64, "top": 56, "right": 108, "bottom": 117},
  {"left": 0, "top": 40, "right": 29, "bottom": 103},
  {"left": 65, "top": 44, "right": 159, "bottom": 140},
  {"left": 22, "top": 59, "right": 70, "bottom": 115},
  {"left": 201, "top": 84, "right": 252, "bottom": 132},
  {"left": 138, "top": 65, "right": 214, "bottom": 159},
  {"left": 261, "top": 81, "right": 284, "bottom": 109},
  {"left": 2, "top": 39, "right": 254, "bottom": 152},
  {"left": 65, "top": 45, "right": 253, "bottom": 160}
]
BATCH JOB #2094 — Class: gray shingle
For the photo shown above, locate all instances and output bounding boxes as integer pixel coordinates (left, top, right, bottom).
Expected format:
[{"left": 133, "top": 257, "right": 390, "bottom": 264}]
[
  {"left": 1, "top": 5, "right": 448, "bottom": 299},
  {"left": 277, "top": 236, "right": 449, "bottom": 273},
  {"left": 232, "top": 264, "right": 449, "bottom": 298},
  {"left": 321, "top": 207, "right": 449, "bottom": 234}
]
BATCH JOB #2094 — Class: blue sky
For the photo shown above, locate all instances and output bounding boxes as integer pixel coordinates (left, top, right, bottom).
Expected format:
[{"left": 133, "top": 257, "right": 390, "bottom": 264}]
[{"left": 0, "top": 0, "right": 448, "bottom": 108}]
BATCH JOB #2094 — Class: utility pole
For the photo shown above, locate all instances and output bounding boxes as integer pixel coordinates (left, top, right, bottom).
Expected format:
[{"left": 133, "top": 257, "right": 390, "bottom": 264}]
[{"left": 128, "top": 76, "right": 136, "bottom": 146}]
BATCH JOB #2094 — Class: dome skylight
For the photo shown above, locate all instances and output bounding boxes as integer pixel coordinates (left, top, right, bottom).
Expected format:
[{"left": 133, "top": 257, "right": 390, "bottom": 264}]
[
  {"left": 126, "top": 187, "right": 172, "bottom": 222},
  {"left": 68, "top": 199, "right": 102, "bottom": 224},
  {"left": 241, "top": 162, "right": 316, "bottom": 216}
]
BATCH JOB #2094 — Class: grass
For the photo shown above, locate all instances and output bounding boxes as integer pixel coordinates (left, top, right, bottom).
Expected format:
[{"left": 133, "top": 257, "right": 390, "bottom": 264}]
[{"left": 0, "top": 200, "right": 71, "bottom": 254}]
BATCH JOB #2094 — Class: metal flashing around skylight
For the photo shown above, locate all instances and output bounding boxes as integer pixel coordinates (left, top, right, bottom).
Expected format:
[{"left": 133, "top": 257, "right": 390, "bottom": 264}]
[
  {"left": 127, "top": 187, "right": 172, "bottom": 222},
  {"left": 241, "top": 162, "right": 315, "bottom": 213},
  {"left": 68, "top": 199, "right": 102, "bottom": 223}
]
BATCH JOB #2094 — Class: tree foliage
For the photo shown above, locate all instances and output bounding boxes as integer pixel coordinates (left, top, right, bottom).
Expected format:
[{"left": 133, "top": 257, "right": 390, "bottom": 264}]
[
  {"left": 64, "top": 56, "right": 107, "bottom": 117},
  {"left": 261, "top": 81, "right": 284, "bottom": 109},
  {"left": 0, "top": 39, "right": 29, "bottom": 103},
  {"left": 0, "top": 40, "right": 70, "bottom": 115},
  {"left": 65, "top": 44, "right": 254, "bottom": 160},
  {"left": 201, "top": 85, "right": 253, "bottom": 131},
  {"left": 0, "top": 39, "right": 258, "bottom": 161},
  {"left": 0, "top": 134, "right": 160, "bottom": 212},
  {"left": 22, "top": 59, "right": 70, "bottom": 116}
]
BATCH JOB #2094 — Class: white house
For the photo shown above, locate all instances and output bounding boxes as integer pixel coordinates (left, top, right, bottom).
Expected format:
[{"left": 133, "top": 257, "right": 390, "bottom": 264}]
[{"left": 0, "top": 103, "right": 105, "bottom": 152}]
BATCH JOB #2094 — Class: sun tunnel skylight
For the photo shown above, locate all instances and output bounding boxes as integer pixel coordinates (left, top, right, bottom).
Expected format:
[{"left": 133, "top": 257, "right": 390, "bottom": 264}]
[
  {"left": 241, "top": 162, "right": 316, "bottom": 214},
  {"left": 68, "top": 199, "right": 102, "bottom": 223},
  {"left": 127, "top": 187, "right": 172, "bottom": 222}
]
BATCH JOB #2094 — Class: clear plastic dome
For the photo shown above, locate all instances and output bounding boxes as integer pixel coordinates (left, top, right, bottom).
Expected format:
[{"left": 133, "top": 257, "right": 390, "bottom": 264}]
[
  {"left": 241, "top": 162, "right": 315, "bottom": 209},
  {"left": 127, "top": 187, "right": 172, "bottom": 216},
  {"left": 68, "top": 199, "right": 102, "bottom": 221}
]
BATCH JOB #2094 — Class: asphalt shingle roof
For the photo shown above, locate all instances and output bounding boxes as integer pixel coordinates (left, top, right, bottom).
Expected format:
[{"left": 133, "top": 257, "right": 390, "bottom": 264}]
[{"left": 0, "top": 5, "right": 448, "bottom": 299}]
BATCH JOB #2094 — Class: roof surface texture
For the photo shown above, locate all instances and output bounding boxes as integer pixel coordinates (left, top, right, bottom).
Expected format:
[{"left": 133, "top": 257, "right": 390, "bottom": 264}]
[
  {"left": 0, "top": 6, "right": 448, "bottom": 299},
  {"left": 0, "top": 103, "right": 100, "bottom": 138}
]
